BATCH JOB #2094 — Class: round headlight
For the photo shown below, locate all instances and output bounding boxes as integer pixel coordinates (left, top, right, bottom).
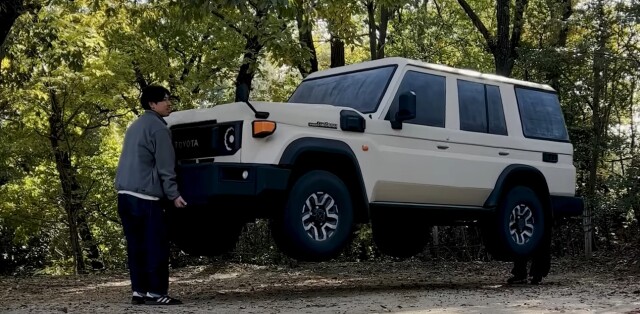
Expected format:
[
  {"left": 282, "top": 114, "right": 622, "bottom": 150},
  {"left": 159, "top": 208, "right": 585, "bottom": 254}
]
[{"left": 224, "top": 126, "right": 235, "bottom": 151}]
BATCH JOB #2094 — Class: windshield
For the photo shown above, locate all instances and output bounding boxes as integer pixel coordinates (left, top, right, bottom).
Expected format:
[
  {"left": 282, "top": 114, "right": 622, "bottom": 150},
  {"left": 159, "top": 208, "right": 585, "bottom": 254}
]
[{"left": 288, "top": 65, "right": 397, "bottom": 113}]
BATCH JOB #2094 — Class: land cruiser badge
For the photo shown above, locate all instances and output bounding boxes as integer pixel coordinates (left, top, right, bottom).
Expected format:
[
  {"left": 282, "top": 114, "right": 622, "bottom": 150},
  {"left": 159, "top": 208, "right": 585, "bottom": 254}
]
[{"left": 308, "top": 121, "right": 337, "bottom": 129}]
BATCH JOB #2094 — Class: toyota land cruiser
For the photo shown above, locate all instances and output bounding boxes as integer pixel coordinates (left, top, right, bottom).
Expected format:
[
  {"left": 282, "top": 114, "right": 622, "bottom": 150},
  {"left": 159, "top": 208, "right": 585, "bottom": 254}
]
[{"left": 164, "top": 57, "right": 584, "bottom": 262}]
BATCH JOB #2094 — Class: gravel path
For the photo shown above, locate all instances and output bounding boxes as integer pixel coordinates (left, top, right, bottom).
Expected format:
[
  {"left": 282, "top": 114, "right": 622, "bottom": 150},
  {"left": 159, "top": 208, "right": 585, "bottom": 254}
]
[{"left": 1, "top": 257, "right": 639, "bottom": 313}]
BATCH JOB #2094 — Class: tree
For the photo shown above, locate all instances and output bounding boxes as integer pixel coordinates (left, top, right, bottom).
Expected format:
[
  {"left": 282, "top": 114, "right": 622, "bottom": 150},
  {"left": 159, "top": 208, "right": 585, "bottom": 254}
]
[
  {"left": 293, "top": 0, "right": 318, "bottom": 77},
  {"left": 0, "top": 0, "right": 41, "bottom": 60},
  {"left": 1, "top": 0, "right": 134, "bottom": 273},
  {"left": 456, "top": 0, "right": 529, "bottom": 76},
  {"left": 317, "top": 0, "right": 363, "bottom": 67},
  {"left": 104, "top": 0, "right": 240, "bottom": 109},
  {"left": 206, "top": 1, "right": 303, "bottom": 101},
  {"left": 363, "top": 0, "right": 407, "bottom": 60}
]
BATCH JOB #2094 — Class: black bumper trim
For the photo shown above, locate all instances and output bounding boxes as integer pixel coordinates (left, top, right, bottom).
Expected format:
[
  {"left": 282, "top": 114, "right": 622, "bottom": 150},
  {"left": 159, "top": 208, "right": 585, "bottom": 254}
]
[
  {"left": 551, "top": 195, "right": 584, "bottom": 218},
  {"left": 176, "top": 163, "right": 290, "bottom": 206}
]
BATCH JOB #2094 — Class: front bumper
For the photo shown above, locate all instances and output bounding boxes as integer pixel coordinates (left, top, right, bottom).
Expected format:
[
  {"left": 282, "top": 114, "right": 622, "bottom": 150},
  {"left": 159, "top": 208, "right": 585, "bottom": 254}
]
[
  {"left": 551, "top": 196, "right": 584, "bottom": 218},
  {"left": 176, "top": 162, "right": 290, "bottom": 215}
]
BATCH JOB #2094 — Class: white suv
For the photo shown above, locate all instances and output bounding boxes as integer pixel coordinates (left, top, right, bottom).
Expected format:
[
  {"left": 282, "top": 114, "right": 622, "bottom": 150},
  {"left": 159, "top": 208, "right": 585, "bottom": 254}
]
[{"left": 165, "top": 57, "right": 583, "bottom": 262}]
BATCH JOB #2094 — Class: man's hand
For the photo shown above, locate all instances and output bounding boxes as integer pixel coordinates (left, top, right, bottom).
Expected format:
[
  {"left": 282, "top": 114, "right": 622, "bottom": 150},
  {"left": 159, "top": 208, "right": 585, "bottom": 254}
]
[{"left": 173, "top": 196, "right": 187, "bottom": 208}]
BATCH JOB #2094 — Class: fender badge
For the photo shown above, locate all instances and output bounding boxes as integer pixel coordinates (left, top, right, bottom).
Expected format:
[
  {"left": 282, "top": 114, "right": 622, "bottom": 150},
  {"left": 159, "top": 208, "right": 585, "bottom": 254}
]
[{"left": 308, "top": 121, "right": 337, "bottom": 129}]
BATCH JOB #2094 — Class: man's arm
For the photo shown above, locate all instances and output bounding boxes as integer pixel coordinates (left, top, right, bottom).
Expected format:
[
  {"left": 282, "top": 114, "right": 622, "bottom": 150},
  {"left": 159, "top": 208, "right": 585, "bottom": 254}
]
[{"left": 153, "top": 127, "right": 186, "bottom": 207}]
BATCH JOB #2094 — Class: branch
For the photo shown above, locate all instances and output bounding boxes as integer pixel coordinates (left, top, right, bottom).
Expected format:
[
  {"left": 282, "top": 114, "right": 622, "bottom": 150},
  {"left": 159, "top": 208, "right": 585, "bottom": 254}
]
[
  {"left": 82, "top": 112, "right": 129, "bottom": 131},
  {"left": 433, "top": 0, "right": 443, "bottom": 19},
  {"left": 560, "top": 72, "right": 593, "bottom": 110},
  {"left": 120, "top": 94, "right": 139, "bottom": 115},
  {"left": 180, "top": 54, "right": 198, "bottom": 82},
  {"left": 211, "top": 10, "right": 249, "bottom": 40},
  {"left": 174, "top": 47, "right": 186, "bottom": 59},
  {"left": 132, "top": 61, "right": 147, "bottom": 90},
  {"left": 247, "top": 0, "right": 259, "bottom": 11},
  {"left": 456, "top": 0, "right": 496, "bottom": 52},
  {"left": 63, "top": 102, "right": 87, "bottom": 128}
]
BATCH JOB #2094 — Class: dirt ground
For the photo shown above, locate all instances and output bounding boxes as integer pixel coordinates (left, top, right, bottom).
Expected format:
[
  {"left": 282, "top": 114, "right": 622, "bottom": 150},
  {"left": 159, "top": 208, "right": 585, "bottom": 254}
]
[{"left": 1, "top": 257, "right": 640, "bottom": 314}]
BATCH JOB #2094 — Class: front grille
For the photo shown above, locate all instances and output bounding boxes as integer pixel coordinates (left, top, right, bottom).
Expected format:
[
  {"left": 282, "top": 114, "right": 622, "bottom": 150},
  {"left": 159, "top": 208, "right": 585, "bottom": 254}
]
[{"left": 170, "top": 120, "right": 242, "bottom": 161}]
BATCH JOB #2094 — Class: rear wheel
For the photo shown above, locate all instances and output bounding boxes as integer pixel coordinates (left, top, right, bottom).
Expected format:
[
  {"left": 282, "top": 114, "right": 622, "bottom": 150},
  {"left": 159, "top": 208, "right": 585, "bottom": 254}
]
[
  {"left": 272, "top": 170, "right": 354, "bottom": 261},
  {"left": 483, "top": 186, "right": 547, "bottom": 260}
]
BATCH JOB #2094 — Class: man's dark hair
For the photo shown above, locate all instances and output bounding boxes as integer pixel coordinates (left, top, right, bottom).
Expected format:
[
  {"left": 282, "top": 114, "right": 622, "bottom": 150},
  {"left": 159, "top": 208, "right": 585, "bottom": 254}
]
[{"left": 140, "top": 85, "right": 170, "bottom": 110}]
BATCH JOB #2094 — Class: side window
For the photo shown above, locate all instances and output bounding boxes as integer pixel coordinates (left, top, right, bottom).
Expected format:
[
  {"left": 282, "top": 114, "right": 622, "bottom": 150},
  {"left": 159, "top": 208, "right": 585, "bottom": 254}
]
[
  {"left": 515, "top": 87, "right": 569, "bottom": 141},
  {"left": 386, "top": 70, "right": 446, "bottom": 127},
  {"left": 487, "top": 85, "right": 507, "bottom": 135},
  {"left": 457, "top": 80, "right": 507, "bottom": 135},
  {"left": 458, "top": 81, "right": 486, "bottom": 133}
]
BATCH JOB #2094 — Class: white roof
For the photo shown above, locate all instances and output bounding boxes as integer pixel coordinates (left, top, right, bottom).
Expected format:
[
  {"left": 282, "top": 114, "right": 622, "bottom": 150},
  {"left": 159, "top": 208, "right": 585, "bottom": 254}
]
[{"left": 305, "top": 57, "right": 555, "bottom": 92}]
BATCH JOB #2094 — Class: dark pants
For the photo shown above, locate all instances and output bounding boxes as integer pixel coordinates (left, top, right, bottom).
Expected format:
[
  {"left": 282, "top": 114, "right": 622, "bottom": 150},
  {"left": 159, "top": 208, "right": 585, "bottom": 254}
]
[
  {"left": 118, "top": 194, "right": 169, "bottom": 295},
  {"left": 511, "top": 233, "right": 552, "bottom": 279},
  {"left": 511, "top": 253, "right": 551, "bottom": 278}
]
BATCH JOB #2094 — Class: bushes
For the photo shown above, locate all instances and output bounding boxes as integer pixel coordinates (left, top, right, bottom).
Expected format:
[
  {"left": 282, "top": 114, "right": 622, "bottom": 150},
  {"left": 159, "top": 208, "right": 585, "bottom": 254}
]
[{"left": 0, "top": 224, "right": 50, "bottom": 276}]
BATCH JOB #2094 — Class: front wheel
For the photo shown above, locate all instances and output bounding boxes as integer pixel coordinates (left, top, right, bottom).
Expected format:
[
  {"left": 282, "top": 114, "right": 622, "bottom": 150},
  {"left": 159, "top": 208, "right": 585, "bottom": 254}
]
[
  {"left": 272, "top": 170, "right": 354, "bottom": 261},
  {"left": 483, "top": 186, "right": 547, "bottom": 260}
]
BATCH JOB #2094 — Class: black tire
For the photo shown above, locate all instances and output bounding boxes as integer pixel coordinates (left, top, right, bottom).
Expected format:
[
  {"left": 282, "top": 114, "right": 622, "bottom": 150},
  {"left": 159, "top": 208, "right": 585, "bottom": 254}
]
[
  {"left": 167, "top": 206, "right": 243, "bottom": 257},
  {"left": 272, "top": 170, "right": 354, "bottom": 261},
  {"left": 483, "top": 186, "right": 547, "bottom": 260},
  {"left": 371, "top": 210, "right": 427, "bottom": 258}
]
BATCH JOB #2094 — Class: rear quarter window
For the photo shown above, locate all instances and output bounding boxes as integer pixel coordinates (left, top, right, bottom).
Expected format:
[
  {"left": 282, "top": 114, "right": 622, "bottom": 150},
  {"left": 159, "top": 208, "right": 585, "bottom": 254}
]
[{"left": 515, "top": 87, "right": 569, "bottom": 142}]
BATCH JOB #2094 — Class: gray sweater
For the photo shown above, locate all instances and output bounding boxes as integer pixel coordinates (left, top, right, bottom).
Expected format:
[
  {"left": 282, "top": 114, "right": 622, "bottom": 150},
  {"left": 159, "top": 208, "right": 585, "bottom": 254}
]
[{"left": 115, "top": 110, "right": 180, "bottom": 200}]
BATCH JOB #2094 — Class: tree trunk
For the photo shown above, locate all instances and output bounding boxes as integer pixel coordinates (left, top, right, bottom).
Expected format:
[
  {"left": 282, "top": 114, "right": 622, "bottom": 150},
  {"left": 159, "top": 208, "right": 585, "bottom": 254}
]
[
  {"left": 0, "top": 0, "right": 23, "bottom": 60},
  {"left": 330, "top": 36, "right": 345, "bottom": 68},
  {"left": 376, "top": 5, "right": 392, "bottom": 60},
  {"left": 234, "top": 6, "right": 267, "bottom": 102},
  {"left": 366, "top": 1, "right": 377, "bottom": 60},
  {"left": 627, "top": 80, "right": 640, "bottom": 232},
  {"left": 585, "top": 0, "right": 609, "bottom": 258},
  {"left": 546, "top": 0, "right": 573, "bottom": 92},
  {"left": 294, "top": 0, "right": 318, "bottom": 78},
  {"left": 494, "top": 0, "right": 511, "bottom": 76},
  {"left": 456, "top": 0, "right": 528, "bottom": 77},
  {"left": 556, "top": 0, "right": 572, "bottom": 48},
  {"left": 48, "top": 91, "right": 85, "bottom": 274},
  {"left": 47, "top": 91, "right": 103, "bottom": 273},
  {"left": 235, "top": 35, "right": 263, "bottom": 102},
  {"left": 77, "top": 212, "right": 104, "bottom": 269},
  {"left": 1, "top": 0, "right": 42, "bottom": 60}
]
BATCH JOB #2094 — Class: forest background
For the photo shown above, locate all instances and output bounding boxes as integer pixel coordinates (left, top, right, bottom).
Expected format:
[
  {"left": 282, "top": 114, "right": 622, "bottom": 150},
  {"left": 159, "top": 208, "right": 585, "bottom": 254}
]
[{"left": 1, "top": 0, "right": 639, "bottom": 275}]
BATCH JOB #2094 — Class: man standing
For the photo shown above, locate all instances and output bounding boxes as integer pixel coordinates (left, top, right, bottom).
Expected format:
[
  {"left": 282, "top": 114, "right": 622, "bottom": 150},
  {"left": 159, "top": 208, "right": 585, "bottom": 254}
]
[
  {"left": 115, "top": 85, "right": 187, "bottom": 305},
  {"left": 507, "top": 231, "right": 552, "bottom": 285}
]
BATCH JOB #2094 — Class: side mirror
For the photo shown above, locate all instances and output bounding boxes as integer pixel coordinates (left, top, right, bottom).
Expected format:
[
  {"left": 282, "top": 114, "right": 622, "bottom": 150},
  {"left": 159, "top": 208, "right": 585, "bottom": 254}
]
[
  {"left": 391, "top": 91, "right": 416, "bottom": 129},
  {"left": 236, "top": 82, "right": 270, "bottom": 119}
]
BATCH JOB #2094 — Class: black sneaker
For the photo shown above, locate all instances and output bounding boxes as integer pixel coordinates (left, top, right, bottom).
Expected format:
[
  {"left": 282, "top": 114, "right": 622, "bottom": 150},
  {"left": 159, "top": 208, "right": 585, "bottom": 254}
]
[
  {"left": 132, "top": 295, "right": 147, "bottom": 305},
  {"left": 145, "top": 295, "right": 183, "bottom": 305},
  {"left": 507, "top": 275, "right": 527, "bottom": 284},
  {"left": 530, "top": 276, "right": 542, "bottom": 285}
]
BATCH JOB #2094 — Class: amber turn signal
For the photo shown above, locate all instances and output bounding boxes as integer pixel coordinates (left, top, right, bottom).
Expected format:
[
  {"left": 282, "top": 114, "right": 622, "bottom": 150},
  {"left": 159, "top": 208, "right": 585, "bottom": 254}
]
[{"left": 252, "top": 120, "right": 277, "bottom": 138}]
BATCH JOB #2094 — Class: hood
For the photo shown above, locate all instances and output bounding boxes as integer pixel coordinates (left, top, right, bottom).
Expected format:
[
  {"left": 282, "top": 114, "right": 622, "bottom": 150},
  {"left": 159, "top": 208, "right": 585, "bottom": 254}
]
[{"left": 164, "top": 101, "right": 364, "bottom": 128}]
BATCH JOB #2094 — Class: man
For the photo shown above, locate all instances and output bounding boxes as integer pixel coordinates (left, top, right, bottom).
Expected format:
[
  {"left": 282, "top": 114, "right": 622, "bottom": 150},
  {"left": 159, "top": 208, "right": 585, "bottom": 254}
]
[
  {"left": 115, "top": 85, "right": 187, "bottom": 305},
  {"left": 507, "top": 232, "right": 552, "bottom": 285}
]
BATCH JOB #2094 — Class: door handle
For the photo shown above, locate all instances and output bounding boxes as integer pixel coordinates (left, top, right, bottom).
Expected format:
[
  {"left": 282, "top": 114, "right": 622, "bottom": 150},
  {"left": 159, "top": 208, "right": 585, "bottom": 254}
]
[
  {"left": 437, "top": 145, "right": 449, "bottom": 150},
  {"left": 499, "top": 151, "right": 509, "bottom": 156}
]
